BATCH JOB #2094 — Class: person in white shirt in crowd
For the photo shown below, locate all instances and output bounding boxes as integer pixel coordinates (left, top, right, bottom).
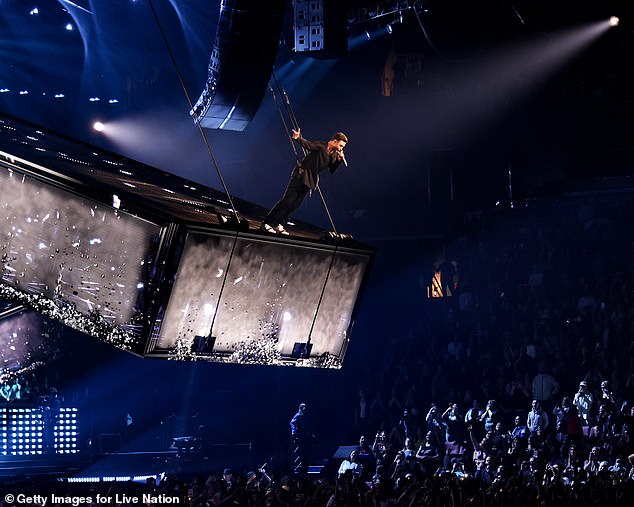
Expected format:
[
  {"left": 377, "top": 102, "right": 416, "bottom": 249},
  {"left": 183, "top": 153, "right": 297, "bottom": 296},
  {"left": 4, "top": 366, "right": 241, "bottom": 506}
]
[
  {"left": 527, "top": 399, "right": 549, "bottom": 434},
  {"left": 573, "top": 380, "right": 593, "bottom": 427},
  {"left": 338, "top": 449, "right": 363, "bottom": 478}
]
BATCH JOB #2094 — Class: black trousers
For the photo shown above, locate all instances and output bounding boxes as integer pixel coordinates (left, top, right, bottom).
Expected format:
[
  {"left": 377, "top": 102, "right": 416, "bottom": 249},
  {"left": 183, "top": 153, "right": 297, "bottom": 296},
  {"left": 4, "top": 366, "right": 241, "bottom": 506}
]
[{"left": 264, "top": 175, "right": 310, "bottom": 227}]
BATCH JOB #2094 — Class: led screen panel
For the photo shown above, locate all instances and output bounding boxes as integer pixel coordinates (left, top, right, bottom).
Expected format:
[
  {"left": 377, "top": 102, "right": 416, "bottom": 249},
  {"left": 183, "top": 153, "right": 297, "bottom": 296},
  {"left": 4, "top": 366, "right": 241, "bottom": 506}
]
[
  {"left": 0, "top": 162, "right": 162, "bottom": 346},
  {"left": 149, "top": 232, "right": 370, "bottom": 367}
]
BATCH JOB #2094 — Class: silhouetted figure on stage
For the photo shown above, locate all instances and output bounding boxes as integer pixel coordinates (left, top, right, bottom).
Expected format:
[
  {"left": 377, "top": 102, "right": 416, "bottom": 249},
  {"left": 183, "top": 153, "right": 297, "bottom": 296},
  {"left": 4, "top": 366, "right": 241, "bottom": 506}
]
[
  {"left": 262, "top": 129, "right": 348, "bottom": 235},
  {"left": 290, "top": 402, "right": 314, "bottom": 476},
  {"left": 0, "top": 377, "right": 21, "bottom": 402}
]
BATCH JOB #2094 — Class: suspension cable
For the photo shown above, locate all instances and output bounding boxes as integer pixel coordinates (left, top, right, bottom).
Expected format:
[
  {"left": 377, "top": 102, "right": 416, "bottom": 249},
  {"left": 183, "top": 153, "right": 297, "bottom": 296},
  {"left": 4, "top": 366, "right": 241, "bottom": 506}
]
[
  {"left": 268, "top": 84, "right": 300, "bottom": 158},
  {"left": 269, "top": 70, "right": 339, "bottom": 234},
  {"left": 146, "top": 0, "right": 240, "bottom": 222}
]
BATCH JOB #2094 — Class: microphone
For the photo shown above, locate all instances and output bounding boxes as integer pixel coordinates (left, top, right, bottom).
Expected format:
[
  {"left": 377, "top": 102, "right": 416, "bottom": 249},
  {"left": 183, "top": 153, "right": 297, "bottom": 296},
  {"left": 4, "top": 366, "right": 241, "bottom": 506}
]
[{"left": 340, "top": 150, "right": 348, "bottom": 167}]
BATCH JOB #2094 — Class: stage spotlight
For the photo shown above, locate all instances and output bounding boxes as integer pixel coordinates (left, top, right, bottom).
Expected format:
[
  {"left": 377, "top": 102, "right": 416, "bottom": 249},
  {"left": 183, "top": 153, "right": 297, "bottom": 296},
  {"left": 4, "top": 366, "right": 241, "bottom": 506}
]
[
  {"left": 609, "top": 16, "right": 619, "bottom": 27},
  {"left": 364, "top": 30, "right": 370, "bottom": 40},
  {"left": 386, "top": 24, "right": 393, "bottom": 34},
  {"left": 65, "top": 23, "right": 73, "bottom": 31},
  {"left": 93, "top": 121, "right": 105, "bottom": 132}
]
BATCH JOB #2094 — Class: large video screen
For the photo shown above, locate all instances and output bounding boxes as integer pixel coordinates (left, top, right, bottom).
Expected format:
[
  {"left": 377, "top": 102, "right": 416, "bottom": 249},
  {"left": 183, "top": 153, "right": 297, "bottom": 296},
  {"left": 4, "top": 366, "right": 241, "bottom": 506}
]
[{"left": 152, "top": 232, "right": 370, "bottom": 367}]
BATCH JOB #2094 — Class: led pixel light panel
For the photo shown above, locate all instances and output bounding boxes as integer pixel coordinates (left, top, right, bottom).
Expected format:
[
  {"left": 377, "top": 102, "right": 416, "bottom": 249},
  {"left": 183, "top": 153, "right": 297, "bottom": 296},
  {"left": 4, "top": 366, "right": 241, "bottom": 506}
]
[{"left": 0, "top": 406, "right": 79, "bottom": 456}]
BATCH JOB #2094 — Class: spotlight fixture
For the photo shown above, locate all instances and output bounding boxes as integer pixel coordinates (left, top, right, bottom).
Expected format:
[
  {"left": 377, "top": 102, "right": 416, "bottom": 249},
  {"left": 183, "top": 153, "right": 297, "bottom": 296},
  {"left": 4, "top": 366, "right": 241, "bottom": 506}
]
[
  {"left": 65, "top": 23, "right": 74, "bottom": 31},
  {"left": 386, "top": 24, "right": 393, "bottom": 34},
  {"left": 93, "top": 121, "right": 105, "bottom": 132},
  {"left": 364, "top": 30, "right": 370, "bottom": 40},
  {"left": 609, "top": 16, "right": 619, "bottom": 27}
]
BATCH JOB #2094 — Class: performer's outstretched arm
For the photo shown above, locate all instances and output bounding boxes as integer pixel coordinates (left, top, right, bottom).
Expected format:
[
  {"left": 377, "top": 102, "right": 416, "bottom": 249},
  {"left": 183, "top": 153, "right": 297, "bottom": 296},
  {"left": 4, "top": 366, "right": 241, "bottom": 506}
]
[{"left": 292, "top": 129, "right": 322, "bottom": 152}]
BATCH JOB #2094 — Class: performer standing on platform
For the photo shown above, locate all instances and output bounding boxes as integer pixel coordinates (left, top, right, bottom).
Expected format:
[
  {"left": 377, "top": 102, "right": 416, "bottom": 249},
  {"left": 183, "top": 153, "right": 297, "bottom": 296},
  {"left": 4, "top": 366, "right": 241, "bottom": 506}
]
[
  {"left": 262, "top": 129, "right": 348, "bottom": 235},
  {"left": 290, "top": 402, "right": 314, "bottom": 476}
]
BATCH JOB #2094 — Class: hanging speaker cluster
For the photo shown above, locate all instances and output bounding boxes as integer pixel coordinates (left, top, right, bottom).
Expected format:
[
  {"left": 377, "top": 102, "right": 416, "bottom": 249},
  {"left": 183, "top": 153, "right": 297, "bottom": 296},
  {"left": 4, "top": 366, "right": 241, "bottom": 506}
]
[
  {"left": 191, "top": 0, "right": 286, "bottom": 131},
  {"left": 293, "top": 0, "right": 348, "bottom": 59}
]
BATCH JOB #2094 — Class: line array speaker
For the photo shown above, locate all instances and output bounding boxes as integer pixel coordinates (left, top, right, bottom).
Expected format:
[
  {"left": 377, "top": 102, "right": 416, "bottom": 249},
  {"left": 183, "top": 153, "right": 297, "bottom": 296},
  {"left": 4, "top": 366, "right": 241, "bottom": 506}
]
[{"left": 191, "top": 0, "right": 286, "bottom": 131}]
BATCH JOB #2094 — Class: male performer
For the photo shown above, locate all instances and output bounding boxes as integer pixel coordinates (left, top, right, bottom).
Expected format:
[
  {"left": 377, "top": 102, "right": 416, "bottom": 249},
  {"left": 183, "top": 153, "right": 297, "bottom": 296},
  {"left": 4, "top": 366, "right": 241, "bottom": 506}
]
[{"left": 262, "top": 129, "right": 348, "bottom": 235}]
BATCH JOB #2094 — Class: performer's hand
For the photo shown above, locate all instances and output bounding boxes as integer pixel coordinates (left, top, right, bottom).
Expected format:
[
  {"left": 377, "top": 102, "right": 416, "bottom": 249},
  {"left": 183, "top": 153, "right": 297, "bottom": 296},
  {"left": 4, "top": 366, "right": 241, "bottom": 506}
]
[{"left": 292, "top": 128, "right": 301, "bottom": 139}]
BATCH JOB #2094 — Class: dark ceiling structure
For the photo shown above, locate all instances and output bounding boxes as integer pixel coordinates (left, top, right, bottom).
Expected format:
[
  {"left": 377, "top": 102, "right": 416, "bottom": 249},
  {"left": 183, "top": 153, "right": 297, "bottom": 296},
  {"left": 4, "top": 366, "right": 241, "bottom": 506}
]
[{"left": 0, "top": 1, "right": 632, "bottom": 241}]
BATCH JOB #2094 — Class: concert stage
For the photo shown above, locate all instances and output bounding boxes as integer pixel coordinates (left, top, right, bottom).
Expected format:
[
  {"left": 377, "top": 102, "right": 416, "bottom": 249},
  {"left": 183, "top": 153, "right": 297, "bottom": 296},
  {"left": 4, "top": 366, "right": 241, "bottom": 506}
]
[
  {"left": 0, "top": 113, "right": 373, "bottom": 368},
  {"left": 0, "top": 450, "right": 250, "bottom": 485},
  {"left": 0, "top": 403, "right": 262, "bottom": 485}
]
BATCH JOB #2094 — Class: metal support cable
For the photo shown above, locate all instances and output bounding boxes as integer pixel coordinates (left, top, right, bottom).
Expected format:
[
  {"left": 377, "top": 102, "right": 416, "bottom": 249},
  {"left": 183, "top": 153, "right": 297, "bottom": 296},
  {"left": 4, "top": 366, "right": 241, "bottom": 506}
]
[
  {"left": 268, "top": 73, "right": 339, "bottom": 234},
  {"left": 146, "top": 0, "right": 240, "bottom": 222}
]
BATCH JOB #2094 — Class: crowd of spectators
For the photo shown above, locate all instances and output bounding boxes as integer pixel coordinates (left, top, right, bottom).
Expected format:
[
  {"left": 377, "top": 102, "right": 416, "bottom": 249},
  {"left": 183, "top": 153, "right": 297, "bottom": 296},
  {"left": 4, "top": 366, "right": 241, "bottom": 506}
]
[
  {"left": 338, "top": 194, "right": 634, "bottom": 504},
  {"left": 5, "top": 193, "right": 634, "bottom": 506}
]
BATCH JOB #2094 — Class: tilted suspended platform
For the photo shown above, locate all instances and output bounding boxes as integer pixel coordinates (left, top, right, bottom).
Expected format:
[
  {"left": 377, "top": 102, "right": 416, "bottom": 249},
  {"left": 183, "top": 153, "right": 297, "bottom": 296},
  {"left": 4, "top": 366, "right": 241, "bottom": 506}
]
[{"left": 0, "top": 113, "right": 373, "bottom": 368}]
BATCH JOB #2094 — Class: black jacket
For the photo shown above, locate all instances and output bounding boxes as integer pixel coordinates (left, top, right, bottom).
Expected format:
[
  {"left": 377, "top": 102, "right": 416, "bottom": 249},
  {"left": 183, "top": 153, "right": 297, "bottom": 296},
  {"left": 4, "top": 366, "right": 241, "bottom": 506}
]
[{"left": 291, "top": 137, "right": 342, "bottom": 190}]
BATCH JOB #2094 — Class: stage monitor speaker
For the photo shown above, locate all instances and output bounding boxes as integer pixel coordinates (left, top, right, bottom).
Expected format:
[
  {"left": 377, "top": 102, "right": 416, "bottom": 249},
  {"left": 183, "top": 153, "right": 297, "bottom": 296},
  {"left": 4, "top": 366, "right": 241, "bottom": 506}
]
[
  {"left": 192, "top": 335, "right": 216, "bottom": 355},
  {"left": 191, "top": 0, "right": 285, "bottom": 131},
  {"left": 291, "top": 342, "right": 313, "bottom": 358}
]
